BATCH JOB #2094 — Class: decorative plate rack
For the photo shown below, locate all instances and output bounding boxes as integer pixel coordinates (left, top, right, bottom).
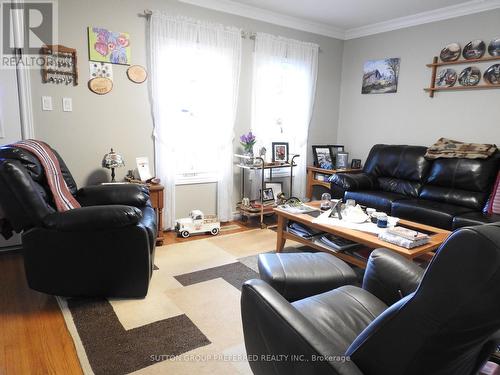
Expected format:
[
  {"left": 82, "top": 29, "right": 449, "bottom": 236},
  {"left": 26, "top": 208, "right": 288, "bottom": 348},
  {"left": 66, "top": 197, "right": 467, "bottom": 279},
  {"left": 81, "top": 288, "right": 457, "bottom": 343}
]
[
  {"left": 41, "top": 45, "right": 78, "bottom": 86},
  {"left": 424, "top": 55, "right": 500, "bottom": 97}
]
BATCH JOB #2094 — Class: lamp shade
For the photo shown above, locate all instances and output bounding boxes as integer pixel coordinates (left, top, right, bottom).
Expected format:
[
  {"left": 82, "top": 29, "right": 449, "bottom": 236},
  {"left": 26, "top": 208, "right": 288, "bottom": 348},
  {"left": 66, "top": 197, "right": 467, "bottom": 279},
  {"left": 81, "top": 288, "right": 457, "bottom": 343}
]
[{"left": 102, "top": 148, "right": 125, "bottom": 169}]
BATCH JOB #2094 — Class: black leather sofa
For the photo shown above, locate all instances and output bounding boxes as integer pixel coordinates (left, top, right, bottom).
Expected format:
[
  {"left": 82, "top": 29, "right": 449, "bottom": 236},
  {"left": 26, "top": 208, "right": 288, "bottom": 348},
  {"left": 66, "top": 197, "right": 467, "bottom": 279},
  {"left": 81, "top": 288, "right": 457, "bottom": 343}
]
[
  {"left": 330, "top": 144, "right": 500, "bottom": 230},
  {"left": 241, "top": 223, "right": 500, "bottom": 375},
  {"left": 0, "top": 143, "right": 157, "bottom": 298}
]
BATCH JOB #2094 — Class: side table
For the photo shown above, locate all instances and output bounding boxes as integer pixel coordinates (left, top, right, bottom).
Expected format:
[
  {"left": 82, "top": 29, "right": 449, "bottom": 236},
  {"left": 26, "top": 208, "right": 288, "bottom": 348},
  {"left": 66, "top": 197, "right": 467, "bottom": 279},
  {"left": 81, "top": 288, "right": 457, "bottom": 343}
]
[
  {"left": 306, "top": 166, "right": 361, "bottom": 200},
  {"left": 149, "top": 184, "right": 165, "bottom": 246}
]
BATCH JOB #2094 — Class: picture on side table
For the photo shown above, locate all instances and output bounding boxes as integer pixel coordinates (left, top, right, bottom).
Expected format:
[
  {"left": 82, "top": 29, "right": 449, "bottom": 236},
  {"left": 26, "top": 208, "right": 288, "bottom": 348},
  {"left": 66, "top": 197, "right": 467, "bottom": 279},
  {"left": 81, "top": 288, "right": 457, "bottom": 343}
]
[
  {"left": 351, "top": 159, "right": 362, "bottom": 169},
  {"left": 312, "top": 145, "right": 334, "bottom": 169},
  {"left": 265, "top": 182, "right": 283, "bottom": 198},
  {"left": 362, "top": 58, "right": 400, "bottom": 94},
  {"left": 260, "top": 188, "right": 275, "bottom": 202},
  {"left": 336, "top": 152, "right": 349, "bottom": 169},
  {"left": 272, "top": 142, "right": 289, "bottom": 163}
]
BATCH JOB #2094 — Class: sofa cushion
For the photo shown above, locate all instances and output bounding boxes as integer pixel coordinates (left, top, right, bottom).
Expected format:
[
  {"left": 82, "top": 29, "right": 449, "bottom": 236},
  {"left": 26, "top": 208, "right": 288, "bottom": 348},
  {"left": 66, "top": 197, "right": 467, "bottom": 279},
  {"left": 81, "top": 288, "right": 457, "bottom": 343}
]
[
  {"left": 363, "top": 145, "right": 431, "bottom": 197},
  {"left": 391, "top": 199, "right": 473, "bottom": 230},
  {"left": 421, "top": 156, "right": 499, "bottom": 210},
  {"left": 293, "top": 285, "right": 387, "bottom": 353},
  {"left": 345, "top": 190, "right": 408, "bottom": 213},
  {"left": 452, "top": 212, "right": 500, "bottom": 230}
]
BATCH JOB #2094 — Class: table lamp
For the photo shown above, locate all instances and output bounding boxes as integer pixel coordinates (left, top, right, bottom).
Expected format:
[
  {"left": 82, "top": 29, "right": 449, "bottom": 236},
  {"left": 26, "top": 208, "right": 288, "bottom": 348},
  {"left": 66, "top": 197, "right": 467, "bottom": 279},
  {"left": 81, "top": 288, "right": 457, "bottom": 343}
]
[{"left": 102, "top": 148, "right": 125, "bottom": 182}]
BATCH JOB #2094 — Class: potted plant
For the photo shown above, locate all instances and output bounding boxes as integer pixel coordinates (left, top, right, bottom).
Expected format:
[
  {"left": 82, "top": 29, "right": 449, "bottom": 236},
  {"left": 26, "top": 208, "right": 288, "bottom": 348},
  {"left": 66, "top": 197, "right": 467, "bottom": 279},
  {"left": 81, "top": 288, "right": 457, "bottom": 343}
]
[{"left": 240, "top": 131, "right": 256, "bottom": 165}]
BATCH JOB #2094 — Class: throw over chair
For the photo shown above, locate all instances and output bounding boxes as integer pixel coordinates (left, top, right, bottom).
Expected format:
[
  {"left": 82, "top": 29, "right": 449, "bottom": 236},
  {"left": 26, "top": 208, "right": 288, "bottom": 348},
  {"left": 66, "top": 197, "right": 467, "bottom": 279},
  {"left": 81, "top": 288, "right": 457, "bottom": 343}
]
[
  {"left": 0, "top": 143, "right": 157, "bottom": 298},
  {"left": 241, "top": 223, "right": 500, "bottom": 375}
]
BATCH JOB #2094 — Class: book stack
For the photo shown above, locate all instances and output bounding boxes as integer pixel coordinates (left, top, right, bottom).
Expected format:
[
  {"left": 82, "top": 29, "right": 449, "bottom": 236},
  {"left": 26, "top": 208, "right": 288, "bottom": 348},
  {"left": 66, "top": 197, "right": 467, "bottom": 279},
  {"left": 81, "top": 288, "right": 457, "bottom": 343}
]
[
  {"left": 378, "top": 227, "right": 430, "bottom": 249},
  {"left": 287, "top": 221, "right": 323, "bottom": 239},
  {"left": 314, "top": 234, "right": 360, "bottom": 252}
]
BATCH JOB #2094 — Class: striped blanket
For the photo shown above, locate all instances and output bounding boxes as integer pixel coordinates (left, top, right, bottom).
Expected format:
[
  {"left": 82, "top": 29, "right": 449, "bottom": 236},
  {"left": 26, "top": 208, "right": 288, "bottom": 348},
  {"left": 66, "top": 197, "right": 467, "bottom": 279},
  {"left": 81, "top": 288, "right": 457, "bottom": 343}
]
[{"left": 14, "top": 140, "right": 80, "bottom": 212}]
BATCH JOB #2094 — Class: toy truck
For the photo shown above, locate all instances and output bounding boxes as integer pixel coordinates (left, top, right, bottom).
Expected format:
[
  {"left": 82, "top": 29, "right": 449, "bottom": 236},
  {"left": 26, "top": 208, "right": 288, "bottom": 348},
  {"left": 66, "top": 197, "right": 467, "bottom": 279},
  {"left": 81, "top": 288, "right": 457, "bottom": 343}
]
[{"left": 175, "top": 210, "right": 220, "bottom": 238}]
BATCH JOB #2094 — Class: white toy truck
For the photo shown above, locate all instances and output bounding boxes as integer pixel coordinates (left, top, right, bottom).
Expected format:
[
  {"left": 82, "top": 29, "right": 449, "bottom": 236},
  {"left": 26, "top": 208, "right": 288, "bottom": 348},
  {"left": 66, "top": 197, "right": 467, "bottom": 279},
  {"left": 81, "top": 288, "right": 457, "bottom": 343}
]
[{"left": 175, "top": 210, "right": 220, "bottom": 238}]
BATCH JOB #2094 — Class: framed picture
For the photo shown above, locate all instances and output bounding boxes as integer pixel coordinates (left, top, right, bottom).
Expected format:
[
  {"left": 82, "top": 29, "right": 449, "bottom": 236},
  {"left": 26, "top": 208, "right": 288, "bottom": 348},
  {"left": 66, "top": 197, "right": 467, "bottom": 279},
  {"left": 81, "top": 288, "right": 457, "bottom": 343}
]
[
  {"left": 260, "top": 188, "right": 275, "bottom": 202},
  {"left": 312, "top": 145, "right": 334, "bottom": 169},
  {"left": 336, "top": 152, "right": 349, "bottom": 169},
  {"left": 351, "top": 159, "right": 362, "bottom": 169},
  {"left": 88, "top": 27, "right": 131, "bottom": 65},
  {"left": 272, "top": 142, "right": 289, "bottom": 163},
  {"left": 265, "top": 182, "right": 283, "bottom": 198},
  {"left": 362, "top": 58, "right": 400, "bottom": 94}
]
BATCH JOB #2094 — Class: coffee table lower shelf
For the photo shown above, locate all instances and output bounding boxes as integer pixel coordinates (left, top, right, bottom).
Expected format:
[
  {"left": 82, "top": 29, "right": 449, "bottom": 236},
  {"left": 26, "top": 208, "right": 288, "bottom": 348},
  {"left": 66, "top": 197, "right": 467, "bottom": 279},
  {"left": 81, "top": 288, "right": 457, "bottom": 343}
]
[{"left": 284, "top": 231, "right": 370, "bottom": 269}]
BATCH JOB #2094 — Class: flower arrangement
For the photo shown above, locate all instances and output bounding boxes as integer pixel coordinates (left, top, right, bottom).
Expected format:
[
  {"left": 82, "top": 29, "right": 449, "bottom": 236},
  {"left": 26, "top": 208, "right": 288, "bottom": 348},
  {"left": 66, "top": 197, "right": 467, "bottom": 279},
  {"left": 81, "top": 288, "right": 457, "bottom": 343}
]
[{"left": 240, "top": 131, "right": 256, "bottom": 153}]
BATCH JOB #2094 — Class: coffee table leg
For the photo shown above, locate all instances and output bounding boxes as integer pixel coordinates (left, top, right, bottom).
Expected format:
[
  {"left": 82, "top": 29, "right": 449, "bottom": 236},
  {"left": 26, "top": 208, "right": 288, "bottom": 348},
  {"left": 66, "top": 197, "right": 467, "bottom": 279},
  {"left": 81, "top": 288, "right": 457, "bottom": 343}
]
[{"left": 276, "top": 214, "right": 287, "bottom": 252}]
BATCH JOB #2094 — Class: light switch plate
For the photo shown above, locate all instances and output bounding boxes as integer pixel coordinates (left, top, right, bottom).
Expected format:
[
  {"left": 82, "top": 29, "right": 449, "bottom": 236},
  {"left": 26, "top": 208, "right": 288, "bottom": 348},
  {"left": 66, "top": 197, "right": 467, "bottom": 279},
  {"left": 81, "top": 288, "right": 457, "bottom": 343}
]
[
  {"left": 41, "top": 96, "right": 53, "bottom": 111},
  {"left": 62, "top": 97, "right": 72, "bottom": 112}
]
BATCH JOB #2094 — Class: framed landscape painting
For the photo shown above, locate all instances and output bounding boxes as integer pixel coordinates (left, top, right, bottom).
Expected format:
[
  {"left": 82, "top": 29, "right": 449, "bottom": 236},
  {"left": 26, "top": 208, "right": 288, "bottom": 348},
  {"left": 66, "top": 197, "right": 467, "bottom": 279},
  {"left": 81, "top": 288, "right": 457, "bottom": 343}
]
[
  {"left": 362, "top": 58, "right": 400, "bottom": 94},
  {"left": 88, "top": 27, "right": 131, "bottom": 65}
]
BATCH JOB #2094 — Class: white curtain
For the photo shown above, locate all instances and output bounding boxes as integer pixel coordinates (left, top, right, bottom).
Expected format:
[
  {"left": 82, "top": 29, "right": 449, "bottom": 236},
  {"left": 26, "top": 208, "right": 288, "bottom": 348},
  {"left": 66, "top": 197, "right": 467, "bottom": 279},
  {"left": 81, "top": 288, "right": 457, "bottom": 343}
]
[
  {"left": 251, "top": 32, "right": 318, "bottom": 199},
  {"left": 149, "top": 13, "right": 242, "bottom": 228}
]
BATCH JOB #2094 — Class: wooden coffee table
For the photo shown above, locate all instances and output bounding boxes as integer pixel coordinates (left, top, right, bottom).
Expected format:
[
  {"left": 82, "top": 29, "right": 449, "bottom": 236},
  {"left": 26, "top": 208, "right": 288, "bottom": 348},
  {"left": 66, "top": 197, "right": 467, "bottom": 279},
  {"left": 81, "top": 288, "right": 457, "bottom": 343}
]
[{"left": 274, "top": 201, "right": 451, "bottom": 268}]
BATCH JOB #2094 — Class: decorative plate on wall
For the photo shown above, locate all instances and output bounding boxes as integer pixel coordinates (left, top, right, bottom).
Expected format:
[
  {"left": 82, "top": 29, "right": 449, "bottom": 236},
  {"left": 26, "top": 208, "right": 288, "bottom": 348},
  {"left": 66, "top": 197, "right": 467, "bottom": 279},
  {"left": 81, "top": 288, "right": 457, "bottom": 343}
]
[
  {"left": 458, "top": 67, "right": 481, "bottom": 86},
  {"left": 462, "top": 40, "right": 486, "bottom": 60},
  {"left": 483, "top": 64, "right": 500, "bottom": 85},
  {"left": 127, "top": 65, "right": 148, "bottom": 83},
  {"left": 488, "top": 38, "right": 500, "bottom": 56},
  {"left": 440, "top": 43, "right": 461, "bottom": 62},
  {"left": 435, "top": 68, "right": 457, "bottom": 87}
]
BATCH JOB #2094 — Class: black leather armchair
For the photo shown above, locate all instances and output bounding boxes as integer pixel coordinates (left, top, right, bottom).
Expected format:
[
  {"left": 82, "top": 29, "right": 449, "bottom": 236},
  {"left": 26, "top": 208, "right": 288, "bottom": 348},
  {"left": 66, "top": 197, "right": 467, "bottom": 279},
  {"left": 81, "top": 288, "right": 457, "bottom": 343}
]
[
  {"left": 241, "top": 223, "right": 500, "bottom": 375},
  {"left": 0, "top": 143, "right": 157, "bottom": 298}
]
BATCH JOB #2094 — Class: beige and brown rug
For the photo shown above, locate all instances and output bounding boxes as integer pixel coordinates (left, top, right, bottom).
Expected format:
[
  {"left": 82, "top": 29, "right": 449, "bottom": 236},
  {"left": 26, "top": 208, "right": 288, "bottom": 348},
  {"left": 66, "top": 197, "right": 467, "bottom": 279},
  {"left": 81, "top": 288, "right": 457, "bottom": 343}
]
[{"left": 57, "top": 229, "right": 303, "bottom": 375}]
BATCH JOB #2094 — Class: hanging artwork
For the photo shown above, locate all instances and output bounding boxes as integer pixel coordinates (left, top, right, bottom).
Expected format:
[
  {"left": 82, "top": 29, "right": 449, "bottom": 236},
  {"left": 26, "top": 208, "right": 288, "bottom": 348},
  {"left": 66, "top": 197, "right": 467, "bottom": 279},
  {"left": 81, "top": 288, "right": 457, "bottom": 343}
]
[
  {"left": 362, "top": 58, "right": 400, "bottom": 94},
  {"left": 89, "top": 62, "right": 113, "bottom": 80},
  {"left": 88, "top": 27, "right": 131, "bottom": 65}
]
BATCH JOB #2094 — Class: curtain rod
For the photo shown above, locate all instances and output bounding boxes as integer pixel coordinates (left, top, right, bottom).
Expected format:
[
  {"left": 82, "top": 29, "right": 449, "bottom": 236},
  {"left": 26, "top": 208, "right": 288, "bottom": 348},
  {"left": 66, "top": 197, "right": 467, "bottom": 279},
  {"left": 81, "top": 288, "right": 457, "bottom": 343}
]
[{"left": 142, "top": 10, "right": 320, "bottom": 50}]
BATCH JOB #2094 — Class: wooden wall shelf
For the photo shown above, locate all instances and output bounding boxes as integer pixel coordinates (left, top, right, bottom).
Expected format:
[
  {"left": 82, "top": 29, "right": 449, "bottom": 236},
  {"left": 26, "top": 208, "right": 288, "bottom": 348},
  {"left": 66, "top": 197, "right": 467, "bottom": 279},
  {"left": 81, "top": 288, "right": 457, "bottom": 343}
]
[{"left": 425, "top": 55, "right": 500, "bottom": 97}]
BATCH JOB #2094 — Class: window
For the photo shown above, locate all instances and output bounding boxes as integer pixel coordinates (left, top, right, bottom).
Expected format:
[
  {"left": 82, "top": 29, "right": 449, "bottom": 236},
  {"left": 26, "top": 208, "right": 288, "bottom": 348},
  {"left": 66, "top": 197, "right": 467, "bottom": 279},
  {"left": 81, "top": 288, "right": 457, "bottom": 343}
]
[{"left": 156, "top": 43, "right": 235, "bottom": 184}]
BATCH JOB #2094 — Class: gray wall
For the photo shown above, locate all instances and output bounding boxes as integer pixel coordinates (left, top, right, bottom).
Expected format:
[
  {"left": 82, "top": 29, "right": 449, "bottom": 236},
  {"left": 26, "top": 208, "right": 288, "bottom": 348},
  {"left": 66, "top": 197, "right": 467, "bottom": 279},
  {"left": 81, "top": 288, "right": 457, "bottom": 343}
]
[
  {"left": 31, "top": 0, "right": 344, "bottom": 217},
  {"left": 337, "top": 9, "right": 500, "bottom": 163}
]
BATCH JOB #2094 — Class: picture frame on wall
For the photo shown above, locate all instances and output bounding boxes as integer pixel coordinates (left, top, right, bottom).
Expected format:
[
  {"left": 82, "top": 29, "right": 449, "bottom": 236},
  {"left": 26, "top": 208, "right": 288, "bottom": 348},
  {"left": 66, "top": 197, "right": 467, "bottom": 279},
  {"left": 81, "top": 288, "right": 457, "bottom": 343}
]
[
  {"left": 272, "top": 142, "right": 289, "bottom": 163},
  {"left": 312, "top": 145, "right": 334, "bottom": 169}
]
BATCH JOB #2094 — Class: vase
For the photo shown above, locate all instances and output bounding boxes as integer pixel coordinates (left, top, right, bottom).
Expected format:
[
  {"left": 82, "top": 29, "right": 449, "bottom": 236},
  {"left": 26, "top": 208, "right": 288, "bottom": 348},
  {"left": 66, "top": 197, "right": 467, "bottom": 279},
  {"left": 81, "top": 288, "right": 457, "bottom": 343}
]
[{"left": 244, "top": 149, "right": 254, "bottom": 166}]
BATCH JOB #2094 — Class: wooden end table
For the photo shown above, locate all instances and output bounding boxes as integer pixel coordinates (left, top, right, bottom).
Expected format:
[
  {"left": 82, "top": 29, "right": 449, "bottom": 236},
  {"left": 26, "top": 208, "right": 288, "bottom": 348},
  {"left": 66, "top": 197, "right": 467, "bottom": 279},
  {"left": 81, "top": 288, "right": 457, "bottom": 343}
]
[
  {"left": 148, "top": 184, "right": 165, "bottom": 246},
  {"left": 306, "top": 166, "right": 361, "bottom": 200},
  {"left": 274, "top": 201, "right": 451, "bottom": 268}
]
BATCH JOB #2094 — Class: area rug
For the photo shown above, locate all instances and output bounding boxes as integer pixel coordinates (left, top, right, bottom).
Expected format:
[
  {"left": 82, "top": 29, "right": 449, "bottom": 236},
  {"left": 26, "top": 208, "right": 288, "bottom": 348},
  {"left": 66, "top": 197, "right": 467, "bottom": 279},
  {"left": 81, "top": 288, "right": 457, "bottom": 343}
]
[{"left": 57, "top": 229, "right": 305, "bottom": 375}]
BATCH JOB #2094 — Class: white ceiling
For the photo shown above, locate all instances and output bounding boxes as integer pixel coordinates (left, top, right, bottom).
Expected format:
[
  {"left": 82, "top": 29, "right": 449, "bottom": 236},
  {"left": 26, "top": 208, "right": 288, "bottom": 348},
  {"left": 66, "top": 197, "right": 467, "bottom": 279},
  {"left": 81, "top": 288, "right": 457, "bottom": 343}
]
[{"left": 179, "top": 0, "right": 500, "bottom": 39}]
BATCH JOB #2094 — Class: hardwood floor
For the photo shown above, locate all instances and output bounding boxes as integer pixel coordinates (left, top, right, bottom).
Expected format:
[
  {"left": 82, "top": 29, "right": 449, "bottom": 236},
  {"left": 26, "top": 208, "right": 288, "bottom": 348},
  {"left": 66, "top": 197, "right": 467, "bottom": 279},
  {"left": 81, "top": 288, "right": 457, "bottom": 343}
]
[
  {"left": 0, "top": 253, "right": 83, "bottom": 375},
  {"left": 0, "top": 221, "right": 252, "bottom": 374}
]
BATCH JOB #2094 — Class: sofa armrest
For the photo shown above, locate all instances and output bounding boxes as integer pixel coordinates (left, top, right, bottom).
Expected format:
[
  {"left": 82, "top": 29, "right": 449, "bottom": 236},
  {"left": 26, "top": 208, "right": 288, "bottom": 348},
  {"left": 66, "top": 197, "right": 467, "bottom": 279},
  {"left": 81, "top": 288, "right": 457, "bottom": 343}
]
[
  {"left": 362, "top": 248, "right": 424, "bottom": 306},
  {"left": 241, "top": 279, "right": 363, "bottom": 375},
  {"left": 43, "top": 205, "right": 142, "bottom": 231},
  {"left": 76, "top": 184, "right": 150, "bottom": 207},
  {"left": 329, "top": 173, "right": 377, "bottom": 192}
]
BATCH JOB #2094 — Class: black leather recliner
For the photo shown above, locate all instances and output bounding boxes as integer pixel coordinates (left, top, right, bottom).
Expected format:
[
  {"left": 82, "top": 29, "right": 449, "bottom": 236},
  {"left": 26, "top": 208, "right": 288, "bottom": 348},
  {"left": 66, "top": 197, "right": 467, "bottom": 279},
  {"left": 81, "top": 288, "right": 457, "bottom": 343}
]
[
  {"left": 241, "top": 223, "right": 500, "bottom": 375},
  {"left": 0, "top": 143, "right": 157, "bottom": 298},
  {"left": 330, "top": 144, "right": 500, "bottom": 230}
]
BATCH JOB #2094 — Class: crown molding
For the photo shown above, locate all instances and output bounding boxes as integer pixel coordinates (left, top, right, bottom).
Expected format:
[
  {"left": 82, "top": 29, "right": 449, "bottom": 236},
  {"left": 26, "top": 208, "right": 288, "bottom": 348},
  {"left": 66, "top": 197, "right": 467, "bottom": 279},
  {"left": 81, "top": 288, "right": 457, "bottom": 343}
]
[
  {"left": 345, "top": 0, "right": 500, "bottom": 40},
  {"left": 178, "top": 0, "right": 500, "bottom": 41},
  {"left": 178, "top": 0, "right": 346, "bottom": 39}
]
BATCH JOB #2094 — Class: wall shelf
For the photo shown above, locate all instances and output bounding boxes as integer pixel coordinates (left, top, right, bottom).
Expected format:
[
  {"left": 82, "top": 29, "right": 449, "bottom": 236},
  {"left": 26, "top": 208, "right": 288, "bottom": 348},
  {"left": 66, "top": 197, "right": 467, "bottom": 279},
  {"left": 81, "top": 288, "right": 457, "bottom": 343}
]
[{"left": 424, "top": 55, "right": 500, "bottom": 97}]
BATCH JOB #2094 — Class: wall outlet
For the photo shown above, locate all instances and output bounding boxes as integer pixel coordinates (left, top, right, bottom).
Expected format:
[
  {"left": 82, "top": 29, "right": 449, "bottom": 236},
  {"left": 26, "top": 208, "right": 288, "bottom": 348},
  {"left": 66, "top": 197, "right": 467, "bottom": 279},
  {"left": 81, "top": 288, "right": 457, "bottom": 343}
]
[
  {"left": 62, "top": 97, "right": 72, "bottom": 112},
  {"left": 41, "top": 96, "right": 53, "bottom": 111}
]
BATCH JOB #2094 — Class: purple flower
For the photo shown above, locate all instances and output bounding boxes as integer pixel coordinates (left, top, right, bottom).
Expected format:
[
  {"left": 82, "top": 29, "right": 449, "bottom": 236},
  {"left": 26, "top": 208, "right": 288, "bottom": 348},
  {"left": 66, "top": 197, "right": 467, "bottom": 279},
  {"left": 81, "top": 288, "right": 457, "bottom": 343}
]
[{"left": 240, "top": 131, "right": 256, "bottom": 151}]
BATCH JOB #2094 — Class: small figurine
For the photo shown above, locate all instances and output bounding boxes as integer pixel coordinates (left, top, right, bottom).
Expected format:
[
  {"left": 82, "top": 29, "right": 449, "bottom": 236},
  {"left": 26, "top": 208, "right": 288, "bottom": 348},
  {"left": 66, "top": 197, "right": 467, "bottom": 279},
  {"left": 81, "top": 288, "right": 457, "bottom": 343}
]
[
  {"left": 276, "top": 192, "right": 287, "bottom": 205},
  {"left": 175, "top": 210, "right": 220, "bottom": 238},
  {"left": 259, "top": 146, "right": 266, "bottom": 159}
]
